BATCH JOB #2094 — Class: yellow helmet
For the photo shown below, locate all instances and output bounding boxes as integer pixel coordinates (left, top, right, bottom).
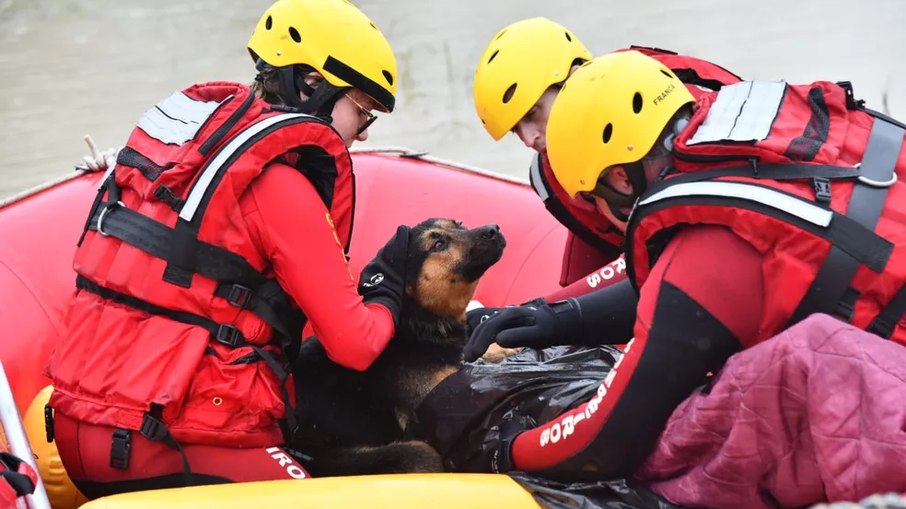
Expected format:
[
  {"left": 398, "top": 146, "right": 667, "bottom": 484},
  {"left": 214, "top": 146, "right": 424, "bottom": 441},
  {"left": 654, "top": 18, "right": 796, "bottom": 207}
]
[
  {"left": 546, "top": 50, "right": 695, "bottom": 198},
  {"left": 248, "top": 0, "right": 398, "bottom": 112},
  {"left": 473, "top": 18, "right": 592, "bottom": 140}
]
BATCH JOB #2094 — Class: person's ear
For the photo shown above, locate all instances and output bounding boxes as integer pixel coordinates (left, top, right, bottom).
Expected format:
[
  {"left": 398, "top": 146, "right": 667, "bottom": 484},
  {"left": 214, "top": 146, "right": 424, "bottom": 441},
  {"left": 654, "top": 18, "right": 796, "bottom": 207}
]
[
  {"left": 299, "top": 71, "right": 324, "bottom": 101},
  {"left": 303, "top": 71, "right": 324, "bottom": 87},
  {"left": 609, "top": 166, "right": 632, "bottom": 193}
]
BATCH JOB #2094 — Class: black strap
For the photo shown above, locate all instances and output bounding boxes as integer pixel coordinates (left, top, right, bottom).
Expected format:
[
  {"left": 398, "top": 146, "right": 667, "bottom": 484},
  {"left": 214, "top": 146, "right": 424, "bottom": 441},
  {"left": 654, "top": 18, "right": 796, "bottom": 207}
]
[
  {"left": 116, "top": 146, "right": 174, "bottom": 181},
  {"left": 141, "top": 409, "right": 192, "bottom": 486},
  {"left": 87, "top": 203, "right": 303, "bottom": 344},
  {"left": 0, "top": 453, "right": 35, "bottom": 498},
  {"left": 250, "top": 345, "right": 297, "bottom": 439},
  {"left": 199, "top": 93, "right": 252, "bottom": 156},
  {"left": 212, "top": 281, "right": 299, "bottom": 341},
  {"left": 78, "top": 172, "right": 115, "bottom": 247},
  {"left": 868, "top": 283, "right": 906, "bottom": 338},
  {"left": 647, "top": 162, "right": 862, "bottom": 195},
  {"left": 88, "top": 204, "right": 269, "bottom": 290},
  {"left": 77, "top": 276, "right": 252, "bottom": 348},
  {"left": 323, "top": 55, "right": 394, "bottom": 112},
  {"left": 161, "top": 218, "right": 198, "bottom": 288},
  {"left": 77, "top": 276, "right": 299, "bottom": 442},
  {"left": 783, "top": 86, "right": 830, "bottom": 162},
  {"left": 790, "top": 117, "right": 905, "bottom": 325}
]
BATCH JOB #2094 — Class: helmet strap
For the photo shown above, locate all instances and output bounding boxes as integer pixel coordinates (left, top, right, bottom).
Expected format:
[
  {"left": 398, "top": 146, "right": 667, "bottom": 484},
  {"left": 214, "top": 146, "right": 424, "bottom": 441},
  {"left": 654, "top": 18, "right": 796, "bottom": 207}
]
[
  {"left": 590, "top": 161, "right": 647, "bottom": 222},
  {"left": 257, "top": 60, "right": 348, "bottom": 122}
]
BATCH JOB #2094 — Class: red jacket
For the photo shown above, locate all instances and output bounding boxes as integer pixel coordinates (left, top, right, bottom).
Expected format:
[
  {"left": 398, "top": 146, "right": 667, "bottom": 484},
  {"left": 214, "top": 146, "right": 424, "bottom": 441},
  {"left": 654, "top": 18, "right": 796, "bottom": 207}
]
[
  {"left": 47, "top": 82, "right": 394, "bottom": 447},
  {"left": 532, "top": 47, "right": 742, "bottom": 296},
  {"left": 629, "top": 80, "right": 906, "bottom": 344}
]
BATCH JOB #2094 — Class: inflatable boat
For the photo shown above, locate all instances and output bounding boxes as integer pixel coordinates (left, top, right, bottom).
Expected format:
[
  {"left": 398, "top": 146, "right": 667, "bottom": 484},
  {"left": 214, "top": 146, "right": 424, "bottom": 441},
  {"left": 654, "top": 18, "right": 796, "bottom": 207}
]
[{"left": 0, "top": 148, "right": 574, "bottom": 509}]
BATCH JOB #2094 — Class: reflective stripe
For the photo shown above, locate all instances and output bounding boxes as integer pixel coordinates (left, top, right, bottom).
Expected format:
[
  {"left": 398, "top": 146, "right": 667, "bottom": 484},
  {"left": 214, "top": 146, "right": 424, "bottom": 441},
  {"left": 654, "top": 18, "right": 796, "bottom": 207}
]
[
  {"left": 687, "top": 80, "right": 787, "bottom": 145},
  {"left": 639, "top": 180, "right": 833, "bottom": 227},
  {"left": 529, "top": 155, "right": 550, "bottom": 201},
  {"left": 179, "top": 113, "right": 314, "bottom": 221},
  {"left": 137, "top": 92, "right": 223, "bottom": 146}
]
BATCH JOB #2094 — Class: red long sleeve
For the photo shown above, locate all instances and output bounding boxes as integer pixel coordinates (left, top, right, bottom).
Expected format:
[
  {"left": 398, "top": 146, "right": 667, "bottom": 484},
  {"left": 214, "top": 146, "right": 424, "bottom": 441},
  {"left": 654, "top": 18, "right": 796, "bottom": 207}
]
[{"left": 241, "top": 163, "right": 394, "bottom": 371}]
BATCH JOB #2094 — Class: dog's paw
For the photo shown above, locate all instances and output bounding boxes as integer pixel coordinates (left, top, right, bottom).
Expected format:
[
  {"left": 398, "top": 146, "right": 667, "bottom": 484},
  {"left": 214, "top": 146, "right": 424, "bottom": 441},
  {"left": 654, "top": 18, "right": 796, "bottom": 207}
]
[{"left": 480, "top": 343, "right": 523, "bottom": 363}]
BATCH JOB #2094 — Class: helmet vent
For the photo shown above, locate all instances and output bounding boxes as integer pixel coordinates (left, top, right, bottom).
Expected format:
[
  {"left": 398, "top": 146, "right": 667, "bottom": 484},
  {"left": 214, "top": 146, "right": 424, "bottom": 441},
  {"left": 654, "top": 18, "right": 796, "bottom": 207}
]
[
  {"left": 502, "top": 83, "right": 517, "bottom": 104},
  {"left": 265, "top": 16, "right": 273, "bottom": 30},
  {"left": 660, "top": 69, "right": 673, "bottom": 78},
  {"left": 495, "top": 29, "right": 508, "bottom": 40},
  {"left": 633, "top": 92, "right": 643, "bottom": 114},
  {"left": 564, "top": 31, "right": 572, "bottom": 42},
  {"left": 383, "top": 70, "right": 394, "bottom": 86},
  {"left": 288, "top": 27, "right": 301, "bottom": 43},
  {"left": 602, "top": 123, "right": 613, "bottom": 144},
  {"left": 488, "top": 50, "right": 500, "bottom": 64},
  {"left": 370, "top": 22, "right": 378, "bottom": 30}
]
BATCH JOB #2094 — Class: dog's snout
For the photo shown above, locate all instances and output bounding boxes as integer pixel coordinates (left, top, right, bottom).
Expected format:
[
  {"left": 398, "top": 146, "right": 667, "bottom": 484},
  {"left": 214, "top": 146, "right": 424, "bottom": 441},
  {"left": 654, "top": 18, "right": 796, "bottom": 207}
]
[{"left": 479, "top": 224, "right": 500, "bottom": 239}]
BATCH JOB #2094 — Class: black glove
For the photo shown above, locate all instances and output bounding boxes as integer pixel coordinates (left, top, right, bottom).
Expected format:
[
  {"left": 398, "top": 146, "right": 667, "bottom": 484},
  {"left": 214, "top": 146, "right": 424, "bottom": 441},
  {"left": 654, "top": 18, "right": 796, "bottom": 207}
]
[
  {"left": 466, "top": 306, "right": 505, "bottom": 336},
  {"left": 358, "top": 225, "right": 410, "bottom": 326},
  {"left": 463, "top": 279, "right": 639, "bottom": 362},
  {"left": 463, "top": 297, "right": 583, "bottom": 362}
]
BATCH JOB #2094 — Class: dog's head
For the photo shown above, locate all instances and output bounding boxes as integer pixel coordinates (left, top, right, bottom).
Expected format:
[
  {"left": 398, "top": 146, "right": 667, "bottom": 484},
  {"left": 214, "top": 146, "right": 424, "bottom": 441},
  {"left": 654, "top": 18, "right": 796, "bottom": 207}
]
[{"left": 404, "top": 218, "right": 506, "bottom": 319}]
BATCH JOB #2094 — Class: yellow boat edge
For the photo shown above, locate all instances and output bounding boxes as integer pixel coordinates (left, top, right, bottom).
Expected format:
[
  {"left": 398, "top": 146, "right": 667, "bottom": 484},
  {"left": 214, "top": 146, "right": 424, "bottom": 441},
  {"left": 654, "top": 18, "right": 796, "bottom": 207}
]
[{"left": 80, "top": 473, "right": 542, "bottom": 509}]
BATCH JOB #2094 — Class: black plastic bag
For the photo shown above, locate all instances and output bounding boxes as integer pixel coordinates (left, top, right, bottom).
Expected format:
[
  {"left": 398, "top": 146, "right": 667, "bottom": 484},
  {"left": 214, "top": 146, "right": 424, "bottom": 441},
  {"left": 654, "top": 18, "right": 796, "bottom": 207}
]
[{"left": 407, "top": 346, "right": 678, "bottom": 509}]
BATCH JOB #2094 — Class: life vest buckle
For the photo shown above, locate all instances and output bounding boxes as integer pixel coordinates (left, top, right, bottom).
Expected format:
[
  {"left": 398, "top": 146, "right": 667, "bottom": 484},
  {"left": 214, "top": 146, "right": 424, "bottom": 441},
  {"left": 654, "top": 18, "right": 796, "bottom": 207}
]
[
  {"left": 96, "top": 201, "right": 125, "bottom": 237},
  {"left": 227, "top": 284, "right": 253, "bottom": 309},
  {"left": 109, "top": 429, "right": 132, "bottom": 470},
  {"left": 215, "top": 323, "right": 244, "bottom": 348},
  {"left": 44, "top": 404, "right": 54, "bottom": 443},
  {"left": 812, "top": 177, "right": 832, "bottom": 204},
  {"left": 139, "top": 412, "right": 168, "bottom": 442},
  {"left": 856, "top": 170, "right": 898, "bottom": 189}
]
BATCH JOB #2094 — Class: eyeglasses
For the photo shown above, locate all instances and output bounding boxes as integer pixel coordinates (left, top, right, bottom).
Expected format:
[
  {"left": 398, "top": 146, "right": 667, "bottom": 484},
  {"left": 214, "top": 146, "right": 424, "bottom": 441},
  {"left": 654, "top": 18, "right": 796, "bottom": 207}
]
[{"left": 346, "top": 94, "right": 378, "bottom": 135}]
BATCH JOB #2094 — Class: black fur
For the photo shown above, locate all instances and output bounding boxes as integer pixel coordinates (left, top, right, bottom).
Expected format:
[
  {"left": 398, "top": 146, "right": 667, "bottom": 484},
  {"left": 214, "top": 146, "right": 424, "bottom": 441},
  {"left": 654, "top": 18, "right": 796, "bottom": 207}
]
[{"left": 291, "top": 219, "right": 505, "bottom": 476}]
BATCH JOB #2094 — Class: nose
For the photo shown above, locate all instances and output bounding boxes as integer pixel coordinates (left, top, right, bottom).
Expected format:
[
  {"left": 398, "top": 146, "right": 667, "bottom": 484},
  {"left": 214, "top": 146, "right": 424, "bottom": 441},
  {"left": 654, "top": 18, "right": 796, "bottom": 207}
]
[
  {"left": 478, "top": 224, "right": 500, "bottom": 239},
  {"left": 356, "top": 128, "right": 369, "bottom": 143},
  {"left": 514, "top": 123, "right": 537, "bottom": 149}
]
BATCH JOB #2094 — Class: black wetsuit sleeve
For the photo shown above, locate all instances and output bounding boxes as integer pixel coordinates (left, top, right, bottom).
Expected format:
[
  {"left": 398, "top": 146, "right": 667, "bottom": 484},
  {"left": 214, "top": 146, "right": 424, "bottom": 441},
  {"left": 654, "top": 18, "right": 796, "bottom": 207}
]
[
  {"left": 508, "top": 226, "right": 762, "bottom": 480},
  {"left": 572, "top": 278, "right": 638, "bottom": 346}
]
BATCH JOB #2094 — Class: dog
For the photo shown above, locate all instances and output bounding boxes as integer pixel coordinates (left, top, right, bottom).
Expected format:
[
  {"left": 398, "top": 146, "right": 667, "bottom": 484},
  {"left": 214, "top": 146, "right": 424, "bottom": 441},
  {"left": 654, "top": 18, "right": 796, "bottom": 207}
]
[{"left": 291, "top": 218, "right": 506, "bottom": 476}]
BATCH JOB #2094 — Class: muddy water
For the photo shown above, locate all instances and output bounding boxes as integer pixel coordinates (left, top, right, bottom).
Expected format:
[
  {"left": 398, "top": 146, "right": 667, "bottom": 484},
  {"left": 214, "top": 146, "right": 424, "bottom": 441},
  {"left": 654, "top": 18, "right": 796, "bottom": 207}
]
[{"left": 1, "top": 0, "right": 904, "bottom": 198}]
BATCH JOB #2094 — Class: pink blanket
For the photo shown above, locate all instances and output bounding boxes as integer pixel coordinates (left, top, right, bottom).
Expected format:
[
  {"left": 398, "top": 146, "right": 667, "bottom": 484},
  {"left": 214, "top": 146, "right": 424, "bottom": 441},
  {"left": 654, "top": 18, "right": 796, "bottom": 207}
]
[{"left": 634, "top": 314, "right": 906, "bottom": 508}]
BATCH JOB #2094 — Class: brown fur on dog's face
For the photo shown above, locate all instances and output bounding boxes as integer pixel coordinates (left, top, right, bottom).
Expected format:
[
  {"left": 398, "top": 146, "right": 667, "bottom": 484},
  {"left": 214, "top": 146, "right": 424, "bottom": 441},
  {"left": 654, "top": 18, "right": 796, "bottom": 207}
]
[{"left": 405, "top": 219, "right": 506, "bottom": 319}]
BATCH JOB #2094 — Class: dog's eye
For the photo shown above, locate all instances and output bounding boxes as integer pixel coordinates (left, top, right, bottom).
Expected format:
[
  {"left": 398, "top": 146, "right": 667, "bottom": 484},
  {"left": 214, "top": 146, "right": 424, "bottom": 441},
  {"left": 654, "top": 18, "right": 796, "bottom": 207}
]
[{"left": 432, "top": 238, "right": 447, "bottom": 251}]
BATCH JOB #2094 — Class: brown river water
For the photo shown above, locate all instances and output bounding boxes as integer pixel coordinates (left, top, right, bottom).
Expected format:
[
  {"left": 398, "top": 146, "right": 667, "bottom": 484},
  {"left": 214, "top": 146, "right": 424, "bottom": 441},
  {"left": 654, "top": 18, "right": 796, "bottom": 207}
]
[{"left": 1, "top": 0, "right": 904, "bottom": 199}]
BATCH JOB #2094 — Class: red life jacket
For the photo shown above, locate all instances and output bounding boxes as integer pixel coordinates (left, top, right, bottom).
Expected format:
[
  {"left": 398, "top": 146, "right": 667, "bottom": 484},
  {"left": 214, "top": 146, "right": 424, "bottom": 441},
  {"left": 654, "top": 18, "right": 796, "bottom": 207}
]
[
  {"left": 627, "top": 80, "right": 906, "bottom": 345},
  {"left": 47, "top": 82, "right": 354, "bottom": 447},
  {"left": 530, "top": 46, "right": 742, "bottom": 265}
]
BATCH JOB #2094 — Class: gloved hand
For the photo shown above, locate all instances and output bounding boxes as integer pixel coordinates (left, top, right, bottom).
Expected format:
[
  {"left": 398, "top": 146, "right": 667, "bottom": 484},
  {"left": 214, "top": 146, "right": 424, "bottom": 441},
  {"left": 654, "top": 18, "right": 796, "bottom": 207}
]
[
  {"left": 466, "top": 306, "right": 505, "bottom": 336},
  {"left": 463, "top": 298, "right": 583, "bottom": 362},
  {"left": 78, "top": 134, "right": 119, "bottom": 172},
  {"left": 358, "top": 225, "right": 410, "bottom": 326}
]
